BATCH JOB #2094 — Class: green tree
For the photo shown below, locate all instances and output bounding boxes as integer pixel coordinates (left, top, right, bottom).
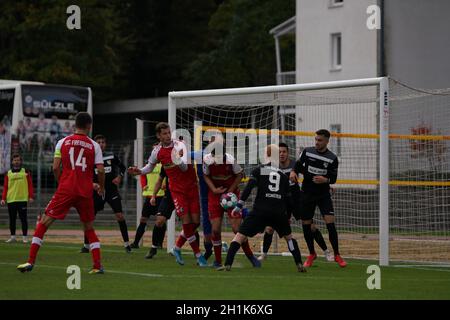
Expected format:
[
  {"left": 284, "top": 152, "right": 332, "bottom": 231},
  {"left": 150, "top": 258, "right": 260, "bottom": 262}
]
[
  {"left": 0, "top": 0, "right": 129, "bottom": 101},
  {"left": 183, "top": 0, "right": 295, "bottom": 89}
]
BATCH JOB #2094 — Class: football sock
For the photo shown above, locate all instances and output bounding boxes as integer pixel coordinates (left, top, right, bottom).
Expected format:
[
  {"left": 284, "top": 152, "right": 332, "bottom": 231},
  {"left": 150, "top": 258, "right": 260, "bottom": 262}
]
[
  {"left": 175, "top": 229, "right": 187, "bottom": 248},
  {"left": 302, "top": 224, "right": 316, "bottom": 255},
  {"left": 134, "top": 222, "right": 147, "bottom": 245},
  {"left": 224, "top": 241, "right": 241, "bottom": 267},
  {"left": 183, "top": 223, "right": 201, "bottom": 255},
  {"left": 191, "top": 223, "right": 201, "bottom": 248},
  {"left": 158, "top": 223, "right": 167, "bottom": 247},
  {"left": 262, "top": 232, "right": 273, "bottom": 254},
  {"left": 313, "top": 228, "right": 328, "bottom": 251},
  {"left": 28, "top": 222, "right": 47, "bottom": 264},
  {"left": 326, "top": 223, "right": 340, "bottom": 256},
  {"left": 204, "top": 240, "right": 213, "bottom": 260},
  {"left": 117, "top": 220, "right": 129, "bottom": 243},
  {"left": 152, "top": 225, "right": 165, "bottom": 248},
  {"left": 86, "top": 229, "right": 102, "bottom": 269},
  {"left": 241, "top": 240, "right": 254, "bottom": 258},
  {"left": 287, "top": 238, "right": 303, "bottom": 265}
]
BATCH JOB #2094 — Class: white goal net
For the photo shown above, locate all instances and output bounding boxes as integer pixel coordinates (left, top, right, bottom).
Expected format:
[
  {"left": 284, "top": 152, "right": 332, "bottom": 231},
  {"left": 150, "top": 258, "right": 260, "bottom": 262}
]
[{"left": 144, "top": 77, "right": 450, "bottom": 265}]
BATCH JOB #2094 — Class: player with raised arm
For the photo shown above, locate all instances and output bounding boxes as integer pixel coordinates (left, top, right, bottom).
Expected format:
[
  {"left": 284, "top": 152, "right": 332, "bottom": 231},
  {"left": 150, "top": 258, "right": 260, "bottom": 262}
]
[
  {"left": 218, "top": 145, "right": 306, "bottom": 272},
  {"left": 131, "top": 164, "right": 176, "bottom": 259},
  {"left": 128, "top": 122, "right": 208, "bottom": 267},
  {"left": 259, "top": 142, "right": 332, "bottom": 262},
  {"left": 80, "top": 134, "right": 131, "bottom": 253},
  {"left": 17, "top": 112, "right": 105, "bottom": 274},
  {"left": 290, "top": 129, "right": 347, "bottom": 268},
  {"left": 203, "top": 141, "right": 260, "bottom": 269}
]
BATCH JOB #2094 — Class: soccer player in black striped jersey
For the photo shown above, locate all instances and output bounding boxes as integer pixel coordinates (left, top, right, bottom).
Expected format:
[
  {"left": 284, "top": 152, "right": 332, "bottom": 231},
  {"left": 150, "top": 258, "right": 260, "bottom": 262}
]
[
  {"left": 258, "top": 142, "right": 331, "bottom": 262},
  {"left": 217, "top": 145, "right": 306, "bottom": 273},
  {"left": 290, "top": 129, "right": 347, "bottom": 268}
]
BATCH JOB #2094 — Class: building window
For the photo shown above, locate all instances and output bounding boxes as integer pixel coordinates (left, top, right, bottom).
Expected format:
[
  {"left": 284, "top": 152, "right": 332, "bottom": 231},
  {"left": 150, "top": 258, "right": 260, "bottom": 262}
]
[
  {"left": 329, "top": 0, "right": 344, "bottom": 8},
  {"left": 331, "top": 33, "right": 342, "bottom": 70},
  {"left": 330, "top": 124, "right": 342, "bottom": 156}
]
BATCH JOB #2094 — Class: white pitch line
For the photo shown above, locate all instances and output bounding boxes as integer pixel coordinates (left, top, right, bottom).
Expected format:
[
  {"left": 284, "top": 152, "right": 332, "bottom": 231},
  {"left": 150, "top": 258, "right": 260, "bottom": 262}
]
[
  {"left": 398, "top": 267, "right": 450, "bottom": 273},
  {"left": 2, "top": 261, "right": 450, "bottom": 282}
]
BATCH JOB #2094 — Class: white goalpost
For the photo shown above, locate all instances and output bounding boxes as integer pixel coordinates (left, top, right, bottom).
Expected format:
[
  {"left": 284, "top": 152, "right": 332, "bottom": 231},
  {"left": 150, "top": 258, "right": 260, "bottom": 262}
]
[{"left": 135, "top": 76, "right": 450, "bottom": 266}]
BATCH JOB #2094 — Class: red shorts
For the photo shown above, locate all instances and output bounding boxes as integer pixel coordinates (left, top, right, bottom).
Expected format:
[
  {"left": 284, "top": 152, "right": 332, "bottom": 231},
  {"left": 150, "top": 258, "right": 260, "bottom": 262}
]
[
  {"left": 171, "top": 186, "right": 200, "bottom": 218},
  {"left": 45, "top": 192, "right": 95, "bottom": 223},
  {"left": 208, "top": 190, "right": 241, "bottom": 220}
]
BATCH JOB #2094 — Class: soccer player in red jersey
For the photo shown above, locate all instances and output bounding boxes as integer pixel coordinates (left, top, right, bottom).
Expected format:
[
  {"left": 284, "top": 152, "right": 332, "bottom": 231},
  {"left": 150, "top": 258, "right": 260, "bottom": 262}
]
[
  {"left": 203, "top": 142, "right": 261, "bottom": 269},
  {"left": 17, "top": 112, "right": 106, "bottom": 274},
  {"left": 128, "top": 122, "right": 208, "bottom": 267}
]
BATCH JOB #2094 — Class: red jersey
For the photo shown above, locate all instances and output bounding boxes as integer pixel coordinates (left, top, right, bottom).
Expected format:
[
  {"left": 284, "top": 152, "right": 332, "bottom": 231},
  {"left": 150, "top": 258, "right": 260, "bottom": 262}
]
[
  {"left": 54, "top": 134, "right": 103, "bottom": 198},
  {"left": 202, "top": 153, "right": 243, "bottom": 189},
  {"left": 147, "top": 140, "right": 198, "bottom": 194}
]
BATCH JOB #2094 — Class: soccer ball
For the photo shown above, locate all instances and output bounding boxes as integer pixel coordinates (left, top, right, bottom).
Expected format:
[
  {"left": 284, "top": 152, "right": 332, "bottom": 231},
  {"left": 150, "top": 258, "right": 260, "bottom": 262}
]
[{"left": 220, "top": 192, "right": 238, "bottom": 210}]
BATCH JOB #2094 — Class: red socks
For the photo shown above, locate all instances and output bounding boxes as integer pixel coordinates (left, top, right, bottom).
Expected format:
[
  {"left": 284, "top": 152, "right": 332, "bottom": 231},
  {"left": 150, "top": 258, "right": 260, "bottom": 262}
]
[
  {"left": 28, "top": 223, "right": 48, "bottom": 264},
  {"left": 85, "top": 229, "right": 102, "bottom": 269},
  {"left": 241, "top": 240, "right": 254, "bottom": 258},
  {"left": 176, "top": 223, "right": 201, "bottom": 255}
]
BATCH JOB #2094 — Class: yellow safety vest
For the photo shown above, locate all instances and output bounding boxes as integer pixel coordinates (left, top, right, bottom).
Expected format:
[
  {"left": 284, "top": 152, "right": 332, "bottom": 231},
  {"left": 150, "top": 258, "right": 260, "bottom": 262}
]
[
  {"left": 142, "top": 164, "right": 165, "bottom": 197},
  {"left": 7, "top": 168, "right": 29, "bottom": 203}
]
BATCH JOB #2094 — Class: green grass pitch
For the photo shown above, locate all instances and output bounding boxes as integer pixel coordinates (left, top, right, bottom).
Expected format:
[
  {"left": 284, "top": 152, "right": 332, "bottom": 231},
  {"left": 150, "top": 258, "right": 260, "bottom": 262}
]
[{"left": 1, "top": 241, "right": 449, "bottom": 300}]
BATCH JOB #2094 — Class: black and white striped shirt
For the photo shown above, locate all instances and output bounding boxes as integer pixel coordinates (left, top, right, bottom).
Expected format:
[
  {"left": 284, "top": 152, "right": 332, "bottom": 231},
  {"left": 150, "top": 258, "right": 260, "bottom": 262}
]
[{"left": 294, "top": 147, "right": 338, "bottom": 194}]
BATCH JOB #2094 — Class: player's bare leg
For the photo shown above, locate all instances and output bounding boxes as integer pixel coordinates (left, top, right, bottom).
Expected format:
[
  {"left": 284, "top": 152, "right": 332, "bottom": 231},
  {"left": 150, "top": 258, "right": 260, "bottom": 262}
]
[
  {"left": 217, "top": 232, "right": 247, "bottom": 271},
  {"left": 302, "top": 219, "right": 317, "bottom": 267},
  {"left": 323, "top": 214, "right": 346, "bottom": 267},
  {"left": 259, "top": 226, "right": 274, "bottom": 261},
  {"left": 283, "top": 234, "right": 306, "bottom": 273},
  {"left": 210, "top": 216, "right": 223, "bottom": 268},
  {"left": 231, "top": 217, "right": 260, "bottom": 268},
  {"left": 17, "top": 214, "right": 55, "bottom": 273},
  {"left": 115, "top": 212, "right": 131, "bottom": 253}
]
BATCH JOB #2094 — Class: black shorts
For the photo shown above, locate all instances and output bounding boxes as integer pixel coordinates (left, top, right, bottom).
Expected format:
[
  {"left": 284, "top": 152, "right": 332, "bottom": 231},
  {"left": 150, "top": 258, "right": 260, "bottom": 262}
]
[
  {"left": 298, "top": 191, "right": 334, "bottom": 221},
  {"left": 288, "top": 184, "right": 301, "bottom": 220},
  {"left": 156, "top": 192, "right": 175, "bottom": 220},
  {"left": 142, "top": 197, "right": 163, "bottom": 218},
  {"left": 238, "top": 210, "right": 292, "bottom": 238},
  {"left": 94, "top": 191, "right": 123, "bottom": 214}
]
